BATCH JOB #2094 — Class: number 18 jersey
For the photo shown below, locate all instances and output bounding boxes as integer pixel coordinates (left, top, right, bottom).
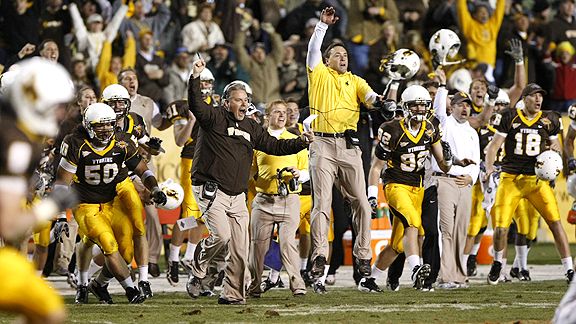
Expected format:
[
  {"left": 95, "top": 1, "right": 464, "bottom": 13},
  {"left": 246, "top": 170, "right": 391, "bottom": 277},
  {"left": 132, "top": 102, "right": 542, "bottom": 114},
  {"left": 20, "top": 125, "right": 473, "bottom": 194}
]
[{"left": 494, "top": 108, "right": 561, "bottom": 175}]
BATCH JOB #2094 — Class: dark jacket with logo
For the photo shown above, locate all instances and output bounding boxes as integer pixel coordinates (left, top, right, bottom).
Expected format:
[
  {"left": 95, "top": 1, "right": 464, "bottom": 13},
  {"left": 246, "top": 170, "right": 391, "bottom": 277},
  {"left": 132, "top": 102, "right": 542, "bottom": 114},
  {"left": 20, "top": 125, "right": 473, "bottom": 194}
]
[{"left": 188, "top": 76, "right": 308, "bottom": 196}]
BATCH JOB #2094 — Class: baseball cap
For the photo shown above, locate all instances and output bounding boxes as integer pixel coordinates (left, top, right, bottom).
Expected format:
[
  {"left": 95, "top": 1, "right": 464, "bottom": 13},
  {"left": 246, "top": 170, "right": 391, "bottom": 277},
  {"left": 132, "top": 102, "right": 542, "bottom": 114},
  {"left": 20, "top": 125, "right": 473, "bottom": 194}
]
[
  {"left": 246, "top": 103, "right": 263, "bottom": 116},
  {"left": 451, "top": 91, "right": 472, "bottom": 105},
  {"left": 87, "top": 14, "right": 103, "bottom": 24},
  {"left": 521, "top": 83, "right": 547, "bottom": 98}
]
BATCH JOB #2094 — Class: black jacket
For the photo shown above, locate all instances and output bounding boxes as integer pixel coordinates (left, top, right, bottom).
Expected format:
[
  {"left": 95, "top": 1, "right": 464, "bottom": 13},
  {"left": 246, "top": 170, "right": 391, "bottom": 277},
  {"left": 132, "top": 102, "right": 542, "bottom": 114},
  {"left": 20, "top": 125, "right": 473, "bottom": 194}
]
[{"left": 188, "top": 76, "right": 308, "bottom": 196}]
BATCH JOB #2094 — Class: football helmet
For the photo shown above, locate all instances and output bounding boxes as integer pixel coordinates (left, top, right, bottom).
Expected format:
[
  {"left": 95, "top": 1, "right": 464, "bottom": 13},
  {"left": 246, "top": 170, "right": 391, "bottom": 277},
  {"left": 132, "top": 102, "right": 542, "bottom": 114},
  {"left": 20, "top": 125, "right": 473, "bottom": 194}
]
[
  {"left": 495, "top": 89, "right": 510, "bottom": 106},
  {"left": 448, "top": 68, "right": 473, "bottom": 94},
  {"left": 156, "top": 178, "right": 184, "bottom": 210},
  {"left": 429, "top": 29, "right": 461, "bottom": 66},
  {"left": 83, "top": 103, "right": 117, "bottom": 145},
  {"left": 199, "top": 68, "right": 215, "bottom": 97},
  {"left": 401, "top": 85, "right": 432, "bottom": 122},
  {"left": 0, "top": 70, "right": 17, "bottom": 95},
  {"left": 223, "top": 80, "right": 253, "bottom": 100},
  {"left": 7, "top": 58, "right": 74, "bottom": 137},
  {"left": 101, "top": 84, "right": 131, "bottom": 119},
  {"left": 379, "top": 48, "right": 420, "bottom": 80},
  {"left": 535, "top": 150, "right": 563, "bottom": 181},
  {"left": 567, "top": 174, "right": 576, "bottom": 198}
]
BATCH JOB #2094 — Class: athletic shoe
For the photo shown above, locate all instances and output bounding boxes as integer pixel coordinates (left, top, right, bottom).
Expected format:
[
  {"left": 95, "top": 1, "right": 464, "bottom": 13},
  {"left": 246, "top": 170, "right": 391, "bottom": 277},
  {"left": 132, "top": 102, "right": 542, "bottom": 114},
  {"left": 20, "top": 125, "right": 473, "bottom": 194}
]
[
  {"left": 186, "top": 276, "right": 202, "bottom": 298},
  {"left": 217, "top": 297, "right": 246, "bottom": 305},
  {"left": 519, "top": 269, "right": 531, "bottom": 281},
  {"left": 75, "top": 285, "right": 89, "bottom": 304},
  {"left": 499, "top": 273, "right": 512, "bottom": 283},
  {"left": 466, "top": 254, "right": 477, "bottom": 277},
  {"left": 311, "top": 256, "right": 327, "bottom": 279},
  {"left": 125, "top": 286, "right": 145, "bottom": 304},
  {"left": 200, "top": 290, "right": 216, "bottom": 297},
  {"left": 313, "top": 281, "right": 327, "bottom": 294},
  {"left": 356, "top": 258, "right": 372, "bottom": 278},
  {"left": 180, "top": 259, "right": 193, "bottom": 272},
  {"left": 167, "top": 261, "right": 179, "bottom": 286},
  {"left": 301, "top": 270, "right": 314, "bottom": 287},
  {"left": 509, "top": 267, "right": 520, "bottom": 279},
  {"left": 138, "top": 280, "right": 153, "bottom": 299},
  {"left": 260, "top": 277, "right": 280, "bottom": 293},
  {"left": 386, "top": 277, "right": 400, "bottom": 292},
  {"left": 437, "top": 282, "right": 459, "bottom": 289},
  {"left": 277, "top": 277, "right": 285, "bottom": 288},
  {"left": 411, "top": 264, "right": 431, "bottom": 290},
  {"left": 67, "top": 271, "right": 78, "bottom": 289},
  {"left": 149, "top": 263, "right": 160, "bottom": 278},
  {"left": 566, "top": 269, "right": 575, "bottom": 283},
  {"left": 357, "top": 277, "right": 382, "bottom": 293},
  {"left": 487, "top": 261, "right": 502, "bottom": 285},
  {"left": 325, "top": 274, "right": 336, "bottom": 286},
  {"left": 88, "top": 280, "right": 113, "bottom": 304},
  {"left": 421, "top": 283, "right": 435, "bottom": 292}
]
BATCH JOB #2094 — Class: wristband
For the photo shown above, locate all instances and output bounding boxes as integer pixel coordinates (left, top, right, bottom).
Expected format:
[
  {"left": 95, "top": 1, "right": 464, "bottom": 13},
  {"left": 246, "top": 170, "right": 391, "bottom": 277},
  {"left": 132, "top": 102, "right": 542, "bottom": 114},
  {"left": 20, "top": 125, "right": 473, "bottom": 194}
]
[
  {"left": 439, "top": 84, "right": 446, "bottom": 88},
  {"left": 389, "top": 82, "right": 400, "bottom": 91},
  {"left": 368, "top": 185, "right": 378, "bottom": 199},
  {"left": 515, "top": 61, "right": 524, "bottom": 66}
]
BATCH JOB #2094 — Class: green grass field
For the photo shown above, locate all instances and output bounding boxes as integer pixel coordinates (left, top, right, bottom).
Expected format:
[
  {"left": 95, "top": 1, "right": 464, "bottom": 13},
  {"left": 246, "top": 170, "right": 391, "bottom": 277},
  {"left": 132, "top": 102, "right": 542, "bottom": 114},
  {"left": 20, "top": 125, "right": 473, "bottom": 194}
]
[{"left": 0, "top": 243, "right": 573, "bottom": 323}]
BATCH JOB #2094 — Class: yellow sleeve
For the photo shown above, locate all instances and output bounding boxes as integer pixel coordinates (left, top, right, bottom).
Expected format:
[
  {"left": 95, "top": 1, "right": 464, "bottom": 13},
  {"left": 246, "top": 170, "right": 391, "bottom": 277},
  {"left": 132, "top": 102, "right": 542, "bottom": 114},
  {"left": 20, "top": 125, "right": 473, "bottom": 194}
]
[
  {"left": 456, "top": 0, "right": 473, "bottom": 36},
  {"left": 490, "top": 0, "right": 506, "bottom": 30},
  {"left": 355, "top": 76, "right": 373, "bottom": 105},
  {"left": 296, "top": 147, "right": 308, "bottom": 172},
  {"left": 123, "top": 36, "right": 136, "bottom": 69},
  {"left": 96, "top": 41, "right": 112, "bottom": 85},
  {"left": 251, "top": 151, "right": 259, "bottom": 179}
]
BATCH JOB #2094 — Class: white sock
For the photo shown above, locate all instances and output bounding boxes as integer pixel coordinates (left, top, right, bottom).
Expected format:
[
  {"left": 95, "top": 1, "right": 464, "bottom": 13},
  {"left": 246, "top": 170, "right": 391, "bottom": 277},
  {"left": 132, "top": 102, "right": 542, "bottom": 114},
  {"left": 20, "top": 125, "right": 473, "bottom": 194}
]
[
  {"left": 407, "top": 254, "right": 420, "bottom": 271},
  {"left": 95, "top": 273, "right": 113, "bottom": 286},
  {"left": 87, "top": 259, "right": 103, "bottom": 278},
  {"left": 79, "top": 271, "right": 89, "bottom": 286},
  {"left": 494, "top": 250, "right": 504, "bottom": 263},
  {"left": 516, "top": 245, "right": 528, "bottom": 270},
  {"left": 371, "top": 265, "right": 385, "bottom": 279},
  {"left": 562, "top": 257, "right": 574, "bottom": 272},
  {"left": 183, "top": 242, "right": 196, "bottom": 261},
  {"left": 138, "top": 265, "right": 149, "bottom": 282},
  {"left": 512, "top": 255, "right": 519, "bottom": 269},
  {"left": 470, "top": 242, "right": 481, "bottom": 255},
  {"left": 300, "top": 258, "right": 308, "bottom": 270},
  {"left": 91, "top": 245, "right": 101, "bottom": 255},
  {"left": 169, "top": 244, "right": 181, "bottom": 262},
  {"left": 269, "top": 269, "right": 280, "bottom": 282},
  {"left": 463, "top": 254, "right": 469, "bottom": 272},
  {"left": 501, "top": 258, "right": 507, "bottom": 274},
  {"left": 120, "top": 277, "right": 135, "bottom": 289}
]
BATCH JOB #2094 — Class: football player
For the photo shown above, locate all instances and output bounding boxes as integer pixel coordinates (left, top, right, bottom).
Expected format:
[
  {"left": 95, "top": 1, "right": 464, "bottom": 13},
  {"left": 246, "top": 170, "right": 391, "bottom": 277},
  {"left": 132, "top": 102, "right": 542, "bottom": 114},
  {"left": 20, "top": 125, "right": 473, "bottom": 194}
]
[
  {"left": 360, "top": 85, "right": 469, "bottom": 292},
  {"left": 0, "top": 58, "right": 75, "bottom": 324},
  {"left": 55, "top": 103, "right": 167, "bottom": 303},
  {"left": 485, "top": 83, "right": 573, "bottom": 285}
]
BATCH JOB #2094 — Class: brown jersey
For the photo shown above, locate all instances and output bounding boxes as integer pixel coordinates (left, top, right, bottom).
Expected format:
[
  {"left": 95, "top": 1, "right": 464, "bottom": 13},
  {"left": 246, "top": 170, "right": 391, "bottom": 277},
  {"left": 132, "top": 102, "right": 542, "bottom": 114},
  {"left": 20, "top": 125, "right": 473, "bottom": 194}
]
[
  {"left": 60, "top": 127, "right": 141, "bottom": 203},
  {"left": 478, "top": 122, "right": 505, "bottom": 165},
  {"left": 377, "top": 117, "right": 442, "bottom": 187},
  {"left": 119, "top": 112, "right": 149, "bottom": 146},
  {"left": 494, "top": 108, "right": 562, "bottom": 175}
]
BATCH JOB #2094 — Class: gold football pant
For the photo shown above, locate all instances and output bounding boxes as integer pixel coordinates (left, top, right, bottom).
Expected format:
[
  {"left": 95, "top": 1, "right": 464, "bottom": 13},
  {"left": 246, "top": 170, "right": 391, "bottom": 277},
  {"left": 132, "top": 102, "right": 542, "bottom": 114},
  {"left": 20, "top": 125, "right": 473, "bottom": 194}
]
[
  {"left": 180, "top": 158, "right": 202, "bottom": 219},
  {"left": 467, "top": 181, "right": 488, "bottom": 236},
  {"left": 0, "top": 247, "right": 64, "bottom": 319},
  {"left": 298, "top": 194, "right": 333, "bottom": 242},
  {"left": 385, "top": 183, "right": 424, "bottom": 254},
  {"left": 513, "top": 199, "right": 540, "bottom": 241},
  {"left": 115, "top": 177, "right": 145, "bottom": 236},
  {"left": 493, "top": 172, "right": 560, "bottom": 228}
]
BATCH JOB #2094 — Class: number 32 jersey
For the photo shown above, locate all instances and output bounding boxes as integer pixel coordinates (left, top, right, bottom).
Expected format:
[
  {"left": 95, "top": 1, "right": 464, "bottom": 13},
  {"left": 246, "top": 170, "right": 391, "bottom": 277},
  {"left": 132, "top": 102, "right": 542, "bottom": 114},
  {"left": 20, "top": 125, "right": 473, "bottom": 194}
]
[
  {"left": 377, "top": 118, "right": 442, "bottom": 187},
  {"left": 494, "top": 108, "right": 561, "bottom": 175},
  {"left": 60, "top": 127, "right": 141, "bottom": 204}
]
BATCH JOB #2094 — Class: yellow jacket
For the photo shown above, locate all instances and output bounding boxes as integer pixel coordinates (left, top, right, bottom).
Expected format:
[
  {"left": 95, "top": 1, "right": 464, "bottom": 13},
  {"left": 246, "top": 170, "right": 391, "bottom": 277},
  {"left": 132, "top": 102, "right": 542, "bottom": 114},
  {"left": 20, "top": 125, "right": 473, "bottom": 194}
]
[{"left": 96, "top": 36, "right": 136, "bottom": 90}]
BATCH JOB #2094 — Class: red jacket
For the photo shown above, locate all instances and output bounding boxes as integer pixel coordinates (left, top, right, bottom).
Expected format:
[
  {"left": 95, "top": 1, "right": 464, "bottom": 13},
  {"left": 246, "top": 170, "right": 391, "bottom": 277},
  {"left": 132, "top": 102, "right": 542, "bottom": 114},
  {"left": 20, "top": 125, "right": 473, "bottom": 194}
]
[{"left": 552, "top": 61, "right": 576, "bottom": 100}]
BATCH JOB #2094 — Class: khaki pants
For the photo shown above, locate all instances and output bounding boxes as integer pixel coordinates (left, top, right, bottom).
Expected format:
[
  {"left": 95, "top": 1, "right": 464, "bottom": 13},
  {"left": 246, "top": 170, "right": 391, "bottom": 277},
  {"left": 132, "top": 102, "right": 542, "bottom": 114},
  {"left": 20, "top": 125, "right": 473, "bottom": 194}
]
[
  {"left": 53, "top": 218, "right": 78, "bottom": 273},
  {"left": 436, "top": 176, "right": 472, "bottom": 284},
  {"left": 248, "top": 193, "right": 306, "bottom": 295},
  {"left": 191, "top": 185, "right": 249, "bottom": 302},
  {"left": 309, "top": 137, "right": 372, "bottom": 261}
]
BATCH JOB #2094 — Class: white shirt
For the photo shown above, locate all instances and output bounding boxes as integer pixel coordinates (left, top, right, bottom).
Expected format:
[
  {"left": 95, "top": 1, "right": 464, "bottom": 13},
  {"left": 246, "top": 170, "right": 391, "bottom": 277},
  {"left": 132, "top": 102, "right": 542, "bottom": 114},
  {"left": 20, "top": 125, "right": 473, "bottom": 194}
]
[{"left": 432, "top": 87, "right": 481, "bottom": 183}]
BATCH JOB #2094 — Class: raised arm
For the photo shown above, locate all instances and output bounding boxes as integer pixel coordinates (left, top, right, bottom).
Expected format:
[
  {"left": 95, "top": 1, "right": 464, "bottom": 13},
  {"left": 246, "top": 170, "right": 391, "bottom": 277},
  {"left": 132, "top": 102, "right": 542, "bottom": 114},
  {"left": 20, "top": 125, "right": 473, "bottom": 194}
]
[{"left": 306, "top": 7, "right": 338, "bottom": 70}]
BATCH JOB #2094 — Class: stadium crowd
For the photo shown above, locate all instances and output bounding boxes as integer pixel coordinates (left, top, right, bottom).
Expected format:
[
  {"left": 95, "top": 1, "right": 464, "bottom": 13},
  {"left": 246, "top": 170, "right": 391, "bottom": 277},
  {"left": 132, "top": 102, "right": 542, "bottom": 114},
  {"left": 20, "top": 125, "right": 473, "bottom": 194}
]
[{"left": 3, "top": 0, "right": 576, "bottom": 322}]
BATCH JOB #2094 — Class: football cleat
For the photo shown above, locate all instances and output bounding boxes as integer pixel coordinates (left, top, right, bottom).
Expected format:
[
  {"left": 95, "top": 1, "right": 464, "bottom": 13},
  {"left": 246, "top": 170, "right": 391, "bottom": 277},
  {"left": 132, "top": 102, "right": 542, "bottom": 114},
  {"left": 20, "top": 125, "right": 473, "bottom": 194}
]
[
  {"left": 509, "top": 267, "right": 520, "bottom": 279},
  {"left": 311, "top": 255, "right": 327, "bottom": 279},
  {"left": 386, "top": 277, "right": 400, "bottom": 292},
  {"left": 313, "top": 281, "right": 327, "bottom": 294},
  {"left": 186, "top": 276, "right": 202, "bottom": 299},
  {"left": 149, "top": 263, "right": 160, "bottom": 278},
  {"left": 217, "top": 297, "right": 246, "bottom": 305},
  {"left": 519, "top": 269, "right": 531, "bottom": 281},
  {"left": 167, "top": 261, "right": 179, "bottom": 286},
  {"left": 75, "top": 285, "right": 89, "bottom": 304},
  {"left": 487, "top": 261, "right": 502, "bottom": 285},
  {"left": 411, "top": 264, "right": 431, "bottom": 290},
  {"left": 301, "top": 269, "right": 314, "bottom": 287},
  {"left": 88, "top": 280, "right": 114, "bottom": 304},
  {"left": 180, "top": 259, "right": 193, "bottom": 272},
  {"left": 467, "top": 254, "right": 477, "bottom": 277},
  {"left": 260, "top": 277, "right": 281, "bottom": 293},
  {"left": 566, "top": 269, "right": 575, "bottom": 283},
  {"left": 357, "top": 277, "right": 382, "bottom": 293},
  {"left": 67, "top": 271, "right": 78, "bottom": 289},
  {"left": 356, "top": 258, "right": 372, "bottom": 278},
  {"left": 422, "top": 283, "right": 435, "bottom": 292},
  {"left": 138, "top": 280, "right": 153, "bottom": 299},
  {"left": 126, "top": 286, "right": 145, "bottom": 304}
]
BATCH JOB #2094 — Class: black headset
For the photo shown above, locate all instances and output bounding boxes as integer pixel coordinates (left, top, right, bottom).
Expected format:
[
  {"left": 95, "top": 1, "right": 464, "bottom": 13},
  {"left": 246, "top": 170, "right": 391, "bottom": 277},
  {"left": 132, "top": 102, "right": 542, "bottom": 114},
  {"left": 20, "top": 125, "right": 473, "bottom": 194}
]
[{"left": 277, "top": 167, "right": 299, "bottom": 197}]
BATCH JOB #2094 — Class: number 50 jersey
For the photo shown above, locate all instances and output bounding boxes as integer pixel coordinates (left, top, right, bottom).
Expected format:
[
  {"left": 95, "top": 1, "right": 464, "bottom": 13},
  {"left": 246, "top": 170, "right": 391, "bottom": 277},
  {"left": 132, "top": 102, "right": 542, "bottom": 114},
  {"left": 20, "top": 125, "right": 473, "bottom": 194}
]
[
  {"left": 377, "top": 117, "right": 442, "bottom": 187},
  {"left": 494, "top": 108, "right": 562, "bottom": 175},
  {"left": 59, "top": 126, "right": 141, "bottom": 204}
]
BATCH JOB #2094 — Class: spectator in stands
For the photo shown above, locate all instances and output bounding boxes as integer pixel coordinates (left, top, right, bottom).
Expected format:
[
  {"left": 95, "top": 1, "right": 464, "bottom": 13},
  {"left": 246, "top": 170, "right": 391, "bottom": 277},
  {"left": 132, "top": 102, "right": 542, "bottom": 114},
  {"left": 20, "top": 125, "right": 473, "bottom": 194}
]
[
  {"left": 215, "top": 0, "right": 254, "bottom": 44},
  {"left": 547, "top": 0, "right": 576, "bottom": 50},
  {"left": 397, "top": 0, "right": 426, "bottom": 33},
  {"left": 234, "top": 22, "right": 284, "bottom": 106},
  {"left": 121, "top": 0, "right": 170, "bottom": 48},
  {"left": 39, "top": 0, "right": 72, "bottom": 68},
  {"left": 135, "top": 30, "right": 169, "bottom": 107},
  {"left": 346, "top": 0, "right": 399, "bottom": 76},
  {"left": 38, "top": 39, "right": 60, "bottom": 63},
  {"left": 366, "top": 21, "right": 398, "bottom": 94},
  {"left": 279, "top": 45, "right": 307, "bottom": 100},
  {"left": 164, "top": 47, "right": 191, "bottom": 104},
  {"left": 181, "top": 3, "right": 225, "bottom": 59},
  {"left": 96, "top": 30, "right": 136, "bottom": 91},
  {"left": 456, "top": 0, "right": 505, "bottom": 81},
  {"left": 547, "top": 41, "right": 576, "bottom": 112},
  {"left": 278, "top": 0, "right": 341, "bottom": 48},
  {"left": 207, "top": 43, "right": 247, "bottom": 95},
  {"left": 0, "top": 0, "right": 40, "bottom": 65}
]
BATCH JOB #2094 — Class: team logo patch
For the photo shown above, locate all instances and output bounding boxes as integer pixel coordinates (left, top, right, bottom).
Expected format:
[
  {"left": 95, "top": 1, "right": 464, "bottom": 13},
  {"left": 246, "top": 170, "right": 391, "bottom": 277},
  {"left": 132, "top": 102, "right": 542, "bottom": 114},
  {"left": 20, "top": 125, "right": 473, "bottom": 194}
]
[
  {"left": 134, "top": 125, "right": 144, "bottom": 136},
  {"left": 512, "top": 123, "right": 521, "bottom": 129},
  {"left": 400, "top": 141, "right": 408, "bottom": 147},
  {"left": 541, "top": 118, "right": 551, "bottom": 127},
  {"left": 116, "top": 140, "right": 127, "bottom": 149},
  {"left": 425, "top": 128, "right": 434, "bottom": 139}
]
